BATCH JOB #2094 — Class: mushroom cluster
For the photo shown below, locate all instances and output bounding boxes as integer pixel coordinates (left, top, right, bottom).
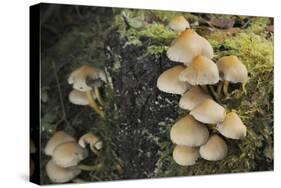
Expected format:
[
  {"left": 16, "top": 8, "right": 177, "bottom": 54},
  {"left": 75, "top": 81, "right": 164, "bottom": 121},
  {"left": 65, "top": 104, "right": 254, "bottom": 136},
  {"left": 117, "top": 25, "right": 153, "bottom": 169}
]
[
  {"left": 68, "top": 65, "right": 107, "bottom": 118},
  {"left": 44, "top": 131, "right": 103, "bottom": 183},
  {"left": 157, "top": 16, "right": 248, "bottom": 166}
]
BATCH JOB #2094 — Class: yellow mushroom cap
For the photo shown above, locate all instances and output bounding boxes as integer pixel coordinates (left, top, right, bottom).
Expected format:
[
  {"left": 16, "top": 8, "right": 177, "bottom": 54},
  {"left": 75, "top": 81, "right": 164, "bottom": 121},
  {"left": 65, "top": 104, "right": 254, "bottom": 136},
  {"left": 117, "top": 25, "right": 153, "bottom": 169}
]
[
  {"left": 45, "top": 131, "right": 76, "bottom": 156},
  {"left": 179, "top": 56, "right": 219, "bottom": 85},
  {"left": 217, "top": 55, "right": 248, "bottom": 83},
  {"left": 167, "top": 29, "right": 214, "bottom": 65},
  {"left": 168, "top": 16, "right": 190, "bottom": 32},
  {"left": 68, "top": 65, "right": 106, "bottom": 92},
  {"left": 78, "top": 133, "right": 103, "bottom": 151},
  {"left": 173, "top": 145, "right": 199, "bottom": 166},
  {"left": 52, "top": 142, "right": 88, "bottom": 168},
  {"left": 217, "top": 112, "right": 247, "bottom": 139},
  {"left": 170, "top": 115, "right": 209, "bottom": 147},
  {"left": 190, "top": 99, "right": 226, "bottom": 124},
  {"left": 179, "top": 86, "right": 212, "bottom": 110},
  {"left": 199, "top": 135, "right": 228, "bottom": 161},
  {"left": 157, "top": 65, "right": 191, "bottom": 95},
  {"left": 69, "top": 90, "right": 92, "bottom": 106},
  {"left": 46, "top": 160, "right": 81, "bottom": 183}
]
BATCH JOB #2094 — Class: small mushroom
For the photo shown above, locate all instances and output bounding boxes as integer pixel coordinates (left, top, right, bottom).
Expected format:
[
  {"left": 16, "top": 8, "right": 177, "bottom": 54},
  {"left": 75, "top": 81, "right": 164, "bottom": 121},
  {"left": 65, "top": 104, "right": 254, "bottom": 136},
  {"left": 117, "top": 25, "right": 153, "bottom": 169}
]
[
  {"left": 190, "top": 99, "right": 226, "bottom": 124},
  {"left": 68, "top": 65, "right": 106, "bottom": 118},
  {"left": 69, "top": 90, "right": 91, "bottom": 106},
  {"left": 217, "top": 112, "right": 247, "bottom": 139},
  {"left": 52, "top": 142, "right": 89, "bottom": 168},
  {"left": 179, "top": 86, "right": 212, "bottom": 111},
  {"left": 199, "top": 135, "right": 228, "bottom": 161},
  {"left": 44, "top": 131, "right": 75, "bottom": 156},
  {"left": 179, "top": 55, "right": 219, "bottom": 85},
  {"left": 216, "top": 55, "right": 248, "bottom": 96},
  {"left": 167, "top": 29, "right": 214, "bottom": 65},
  {"left": 168, "top": 16, "right": 190, "bottom": 32},
  {"left": 79, "top": 133, "right": 103, "bottom": 153},
  {"left": 157, "top": 65, "right": 191, "bottom": 95},
  {"left": 170, "top": 115, "right": 209, "bottom": 147},
  {"left": 46, "top": 160, "right": 81, "bottom": 183},
  {"left": 173, "top": 145, "right": 199, "bottom": 166}
]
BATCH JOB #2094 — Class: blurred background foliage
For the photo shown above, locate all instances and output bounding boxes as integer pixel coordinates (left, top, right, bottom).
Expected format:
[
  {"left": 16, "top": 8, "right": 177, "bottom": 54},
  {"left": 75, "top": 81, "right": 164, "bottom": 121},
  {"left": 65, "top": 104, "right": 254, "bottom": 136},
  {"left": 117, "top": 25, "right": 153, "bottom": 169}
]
[{"left": 39, "top": 3, "right": 273, "bottom": 184}]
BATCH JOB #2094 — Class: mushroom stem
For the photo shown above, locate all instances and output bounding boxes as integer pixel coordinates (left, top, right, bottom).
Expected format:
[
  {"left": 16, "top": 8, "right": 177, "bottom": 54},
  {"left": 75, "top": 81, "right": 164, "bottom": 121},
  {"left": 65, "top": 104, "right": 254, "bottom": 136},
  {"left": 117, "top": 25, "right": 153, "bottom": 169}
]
[
  {"left": 208, "top": 85, "right": 220, "bottom": 103},
  {"left": 223, "top": 81, "right": 230, "bottom": 97},
  {"left": 94, "top": 86, "right": 104, "bottom": 106},
  {"left": 216, "top": 81, "right": 223, "bottom": 95},
  {"left": 242, "top": 83, "right": 247, "bottom": 95},
  {"left": 85, "top": 90, "right": 105, "bottom": 118},
  {"left": 77, "top": 163, "right": 102, "bottom": 171},
  {"left": 200, "top": 85, "right": 209, "bottom": 94}
]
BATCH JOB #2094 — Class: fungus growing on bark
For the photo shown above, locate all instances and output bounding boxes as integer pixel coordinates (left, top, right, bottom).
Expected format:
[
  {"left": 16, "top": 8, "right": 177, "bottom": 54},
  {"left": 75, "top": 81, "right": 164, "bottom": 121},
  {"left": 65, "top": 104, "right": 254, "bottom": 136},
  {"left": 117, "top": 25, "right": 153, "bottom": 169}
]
[
  {"left": 170, "top": 115, "right": 209, "bottom": 147},
  {"left": 44, "top": 131, "right": 75, "bottom": 156},
  {"left": 199, "top": 135, "right": 228, "bottom": 161},
  {"left": 168, "top": 16, "right": 190, "bottom": 32},
  {"left": 157, "top": 65, "right": 191, "bottom": 95},
  {"left": 216, "top": 55, "right": 248, "bottom": 96},
  {"left": 167, "top": 29, "right": 214, "bottom": 65},
  {"left": 178, "top": 55, "right": 219, "bottom": 85},
  {"left": 68, "top": 65, "right": 106, "bottom": 118},
  {"left": 179, "top": 86, "right": 212, "bottom": 111},
  {"left": 190, "top": 99, "right": 226, "bottom": 124},
  {"left": 217, "top": 112, "right": 247, "bottom": 139},
  {"left": 173, "top": 145, "right": 199, "bottom": 166},
  {"left": 79, "top": 133, "right": 103, "bottom": 153}
]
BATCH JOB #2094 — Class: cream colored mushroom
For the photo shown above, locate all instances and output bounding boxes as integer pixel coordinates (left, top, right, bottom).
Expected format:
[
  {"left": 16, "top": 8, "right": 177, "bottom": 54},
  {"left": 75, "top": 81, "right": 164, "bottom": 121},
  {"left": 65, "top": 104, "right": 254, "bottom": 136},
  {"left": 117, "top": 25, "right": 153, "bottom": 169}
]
[
  {"left": 190, "top": 99, "right": 226, "bottom": 124},
  {"left": 217, "top": 112, "right": 247, "bottom": 139},
  {"left": 52, "top": 142, "right": 89, "bottom": 168},
  {"left": 168, "top": 16, "right": 190, "bottom": 32},
  {"left": 173, "top": 145, "right": 199, "bottom": 166},
  {"left": 69, "top": 90, "right": 90, "bottom": 105},
  {"left": 44, "top": 131, "right": 75, "bottom": 156},
  {"left": 217, "top": 55, "right": 248, "bottom": 96},
  {"left": 46, "top": 160, "right": 81, "bottom": 183},
  {"left": 199, "top": 135, "right": 228, "bottom": 161},
  {"left": 157, "top": 65, "right": 191, "bottom": 95},
  {"left": 179, "top": 86, "right": 212, "bottom": 111},
  {"left": 79, "top": 133, "right": 103, "bottom": 152},
  {"left": 179, "top": 55, "right": 219, "bottom": 85},
  {"left": 68, "top": 65, "right": 105, "bottom": 118},
  {"left": 167, "top": 29, "right": 214, "bottom": 65},
  {"left": 170, "top": 115, "right": 209, "bottom": 147}
]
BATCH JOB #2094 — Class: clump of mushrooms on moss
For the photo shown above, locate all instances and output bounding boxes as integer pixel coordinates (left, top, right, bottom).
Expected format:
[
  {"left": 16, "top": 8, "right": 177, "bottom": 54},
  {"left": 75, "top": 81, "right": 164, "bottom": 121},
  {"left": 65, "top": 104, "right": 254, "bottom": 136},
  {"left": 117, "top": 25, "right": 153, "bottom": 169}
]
[
  {"left": 44, "top": 131, "right": 103, "bottom": 183},
  {"left": 157, "top": 16, "right": 248, "bottom": 166}
]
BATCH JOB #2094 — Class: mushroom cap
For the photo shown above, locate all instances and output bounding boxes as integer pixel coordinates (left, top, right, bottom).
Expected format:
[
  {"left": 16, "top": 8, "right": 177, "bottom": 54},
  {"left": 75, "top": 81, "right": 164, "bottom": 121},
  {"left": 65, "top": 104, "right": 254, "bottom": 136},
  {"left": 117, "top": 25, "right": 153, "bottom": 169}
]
[
  {"left": 190, "top": 99, "right": 226, "bottom": 124},
  {"left": 46, "top": 160, "right": 81, "bottom": 183},
  {"left": 45, "top": 131, "right": 75, "bottom": 156},
  {"left": 179, "top": 86, "right": 212, "bottom": 110},
  {"left": 167, "top": 29, "right": 214, "bottom": 65},
  {"left": 78, "top": 133, "right": 103, "bottom": 151},
  {"left": 179, "top": 56, "right": 219, "bottom": 85},
  {"left": 52, "top": 142, "right": 88, "bottom": 168},
  {"left": 170, "top": 115, "right": 209, "bottom": 147},
  {"left": 217, "top": 55, "right": 248, "bottom": 83},
  {"left": 173, "top": 145, "right": 199, "bottom": 166},
  {"left": 157, "top": 65, "right": 191, "bottom": 95},
  {"left": 68, "top": 65, "right": 106, "bottom": 92},
  {"left": 168, "top": 16, "right": 190, "bottom": 32},
  {"left": 217, "top": 112, "right": 247, "bottom": 139},
  {"left": 69, "top": 90, "right": 92, "bottom": 106},
  {"left": 199, "top": 135, "right": 228, "bottom": 161}
]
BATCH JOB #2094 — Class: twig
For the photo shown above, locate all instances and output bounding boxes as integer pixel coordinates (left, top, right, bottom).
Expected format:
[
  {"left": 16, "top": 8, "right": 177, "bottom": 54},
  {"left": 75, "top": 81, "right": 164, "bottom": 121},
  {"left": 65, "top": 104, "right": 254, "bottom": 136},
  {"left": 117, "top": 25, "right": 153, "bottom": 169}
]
[{"left": 51, "top": 60, "right": 71, "bottom": 127}]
